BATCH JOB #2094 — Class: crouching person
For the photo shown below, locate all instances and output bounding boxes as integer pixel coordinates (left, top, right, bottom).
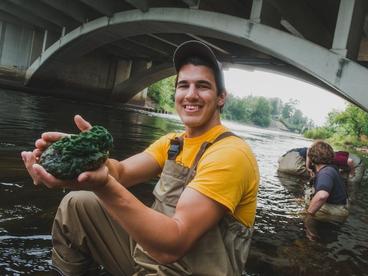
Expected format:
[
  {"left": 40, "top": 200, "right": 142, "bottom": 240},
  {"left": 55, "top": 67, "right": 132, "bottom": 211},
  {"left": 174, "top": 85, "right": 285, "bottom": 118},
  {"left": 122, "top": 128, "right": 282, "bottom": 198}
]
[
  {"left": 304, "top": 140, "right": 349, "bottom": 239},
  {"left": 21, "top": 40, "right": 260, "bottom": 275}
]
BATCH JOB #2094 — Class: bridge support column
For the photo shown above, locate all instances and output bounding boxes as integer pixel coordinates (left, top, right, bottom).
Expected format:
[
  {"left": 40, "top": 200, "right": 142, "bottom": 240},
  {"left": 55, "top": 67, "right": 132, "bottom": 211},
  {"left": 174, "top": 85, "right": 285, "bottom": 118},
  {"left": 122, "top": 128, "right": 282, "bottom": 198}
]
[
  {"left": 332, "top": 0, "right": 366, "bottom": 58},
  {"left": 113, "top": 59, "right": 151, "bottom": 106},
  {"left": 250, "top": 0, "right": 263, "bottom": 23},
  {"left": 129, "top": 60, "right": 151, "bottom": 106},
  {"left": 114, "top": 59, "right": 132, "bottom": 84}
]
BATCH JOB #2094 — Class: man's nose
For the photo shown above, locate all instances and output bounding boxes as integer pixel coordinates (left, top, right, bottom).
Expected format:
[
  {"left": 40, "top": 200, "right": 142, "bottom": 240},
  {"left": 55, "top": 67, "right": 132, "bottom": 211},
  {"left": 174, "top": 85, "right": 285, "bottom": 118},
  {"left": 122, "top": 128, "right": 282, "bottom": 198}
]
[{"left": 185, "top": 84, "right": 199, "bottom": 98}]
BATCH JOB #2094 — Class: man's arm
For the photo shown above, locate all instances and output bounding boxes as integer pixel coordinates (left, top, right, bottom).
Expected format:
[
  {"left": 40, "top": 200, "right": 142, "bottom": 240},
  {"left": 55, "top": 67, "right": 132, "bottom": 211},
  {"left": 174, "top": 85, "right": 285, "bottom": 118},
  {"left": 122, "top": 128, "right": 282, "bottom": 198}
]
[
  {"left": 22, "top": 114, "right": 225, "bottom": 263},
  {"left": 23, "top": 114, "right": 161, "bottom": 188},
  {"left": 305, "top": 148, "right": 314, "bottom": 177},
  {"left": 22, "top": 150, "right": 161, "bottom": 190},
  {"left": 347, "top": 158, "right": 355, "bottom": 177},
  {"left": 95, "top": 178, "right": 226, "bottom": 264},
  {"left": 307, "top": 190, "right": 329, "bottom": 215},
  {"left": 106, "top": 152, "right": 161, "bottom": 188},
  {"left": 24, "top": 143, "right": 224, "bottom": 263}
]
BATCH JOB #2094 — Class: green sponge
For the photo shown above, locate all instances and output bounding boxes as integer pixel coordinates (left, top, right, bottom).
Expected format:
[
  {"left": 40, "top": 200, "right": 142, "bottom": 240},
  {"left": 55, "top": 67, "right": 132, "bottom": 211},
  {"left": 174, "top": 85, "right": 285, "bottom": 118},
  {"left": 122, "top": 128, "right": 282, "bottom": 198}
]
[{"left": 39, "top": 125, "right": 113, "bottom": 179}]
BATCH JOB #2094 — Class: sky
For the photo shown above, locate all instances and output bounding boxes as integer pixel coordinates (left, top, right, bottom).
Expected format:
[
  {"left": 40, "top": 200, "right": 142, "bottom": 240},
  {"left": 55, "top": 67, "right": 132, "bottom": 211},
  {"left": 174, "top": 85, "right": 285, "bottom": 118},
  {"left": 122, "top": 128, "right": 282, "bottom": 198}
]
[{"left": 224, "top": 67, "right": 348, "bottom": 126}]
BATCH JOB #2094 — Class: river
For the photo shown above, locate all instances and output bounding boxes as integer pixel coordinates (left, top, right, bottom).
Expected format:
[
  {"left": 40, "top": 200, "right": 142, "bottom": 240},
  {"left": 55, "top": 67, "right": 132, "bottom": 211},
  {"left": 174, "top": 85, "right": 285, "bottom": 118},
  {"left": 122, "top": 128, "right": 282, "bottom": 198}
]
[{"left": 0, "top": 88, "right": 367, "bottom": 275}]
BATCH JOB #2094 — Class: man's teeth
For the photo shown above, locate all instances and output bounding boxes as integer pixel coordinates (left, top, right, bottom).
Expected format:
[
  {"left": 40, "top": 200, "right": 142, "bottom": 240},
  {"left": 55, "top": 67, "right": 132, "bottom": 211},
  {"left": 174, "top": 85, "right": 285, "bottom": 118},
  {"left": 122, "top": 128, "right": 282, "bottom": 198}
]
[{"left": 185, "top": 105, "right": 199, "bottom": 111}]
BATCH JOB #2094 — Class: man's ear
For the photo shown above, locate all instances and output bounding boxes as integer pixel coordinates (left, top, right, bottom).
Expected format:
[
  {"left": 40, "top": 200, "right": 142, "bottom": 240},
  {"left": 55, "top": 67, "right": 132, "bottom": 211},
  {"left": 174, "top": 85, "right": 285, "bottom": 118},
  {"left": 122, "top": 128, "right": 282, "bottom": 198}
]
[{"left": 217, "top": 90, "right": 227, "bottom": 108}]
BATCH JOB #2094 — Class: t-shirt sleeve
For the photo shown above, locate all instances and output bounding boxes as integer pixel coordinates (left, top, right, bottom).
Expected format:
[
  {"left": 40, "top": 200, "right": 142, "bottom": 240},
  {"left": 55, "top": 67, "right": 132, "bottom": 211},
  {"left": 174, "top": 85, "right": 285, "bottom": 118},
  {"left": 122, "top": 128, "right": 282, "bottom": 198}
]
[
  {"left": 144, "top": 133, "right": 174, "bottom": 169},
  {"left": 188, "top": 147, "right": 249, "bottom": 213},
  {"left": 315, "top": 168, "right": 335, "bottom": 193}
]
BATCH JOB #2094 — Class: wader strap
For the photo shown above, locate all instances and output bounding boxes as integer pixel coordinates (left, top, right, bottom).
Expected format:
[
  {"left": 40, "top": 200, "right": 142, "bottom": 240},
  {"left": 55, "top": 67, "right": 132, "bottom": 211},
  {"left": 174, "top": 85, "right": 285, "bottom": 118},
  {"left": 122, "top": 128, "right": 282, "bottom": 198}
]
[
  {"left": 168, "top": 136, "right": 183, "bottom": 160},
  {"left": 185, "top": 131, "right": 237, "bottom": 184}
]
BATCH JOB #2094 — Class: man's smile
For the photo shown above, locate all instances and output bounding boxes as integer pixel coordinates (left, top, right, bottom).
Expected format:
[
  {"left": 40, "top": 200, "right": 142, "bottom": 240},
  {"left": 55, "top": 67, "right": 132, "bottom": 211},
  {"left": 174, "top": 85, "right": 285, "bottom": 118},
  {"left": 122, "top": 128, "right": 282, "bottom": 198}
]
[{"left": 184, "top": 104, "right": 201, "bottom": 112}]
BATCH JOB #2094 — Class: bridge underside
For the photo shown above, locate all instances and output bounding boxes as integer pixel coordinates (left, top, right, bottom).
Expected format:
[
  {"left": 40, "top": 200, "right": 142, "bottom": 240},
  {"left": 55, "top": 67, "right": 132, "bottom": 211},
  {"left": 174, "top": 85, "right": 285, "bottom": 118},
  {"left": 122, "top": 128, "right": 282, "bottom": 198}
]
[{"left": 1, "top": 1, "right": 367, "bottom": 110}]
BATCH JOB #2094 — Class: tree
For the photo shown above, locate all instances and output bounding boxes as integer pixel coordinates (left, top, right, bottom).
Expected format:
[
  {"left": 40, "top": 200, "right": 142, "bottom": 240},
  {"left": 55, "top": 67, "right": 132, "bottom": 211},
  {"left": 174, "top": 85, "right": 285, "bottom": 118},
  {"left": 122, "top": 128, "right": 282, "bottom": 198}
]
[
  {"left": 304, "top": 104, "right": 368, "bottom": 145},
  {"left": 223, "top": 94, "right": 252, "bottom": 122},
  {"left": 251, "top": 97, "right": 271, "bottom": 127},
  {"left": 281, "top": 99, "right": 298, "bottom": 120},
  {"left": 147, "top": 76, "right": 176, "bottom": 111},
  {"left": 269, "top": 98, "right": 283, "bottom": 117},
  {"left": 329, "top": 104, "right": 368, "bottom": 137}
]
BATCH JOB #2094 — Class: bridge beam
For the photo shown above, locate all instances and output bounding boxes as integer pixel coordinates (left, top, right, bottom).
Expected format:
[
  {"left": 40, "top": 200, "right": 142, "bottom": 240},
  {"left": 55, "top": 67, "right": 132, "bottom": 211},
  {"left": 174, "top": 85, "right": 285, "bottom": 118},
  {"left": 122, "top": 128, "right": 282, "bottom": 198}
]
[
  {"left": 0, "top": 0, "right": 60, "bottom": 32},
  {"left": 7, "top": 0, "right": 78, "bottom": 30},
  {"left": 39, "top": 0, "right": 94, "bottom": 23},
  {"left": 25, "top": 8, "right": 368, "bottom": 110},
  {"left": 267, "top": 0, "right": 332, "bottom": 47},
  {"left": 125, "top": 0, "right": 149, "bottom": 12},
  {"left": 79, "top": 0, "right": 118, "bottom": 16}
]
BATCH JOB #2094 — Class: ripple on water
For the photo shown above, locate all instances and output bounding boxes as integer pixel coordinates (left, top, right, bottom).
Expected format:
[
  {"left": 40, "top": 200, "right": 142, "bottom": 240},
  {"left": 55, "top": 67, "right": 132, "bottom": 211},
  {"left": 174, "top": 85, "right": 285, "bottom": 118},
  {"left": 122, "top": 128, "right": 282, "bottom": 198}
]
[
  {"left": 0, "top": 182, "right": 23, "bottom": 188},
  {"left": 0, "top": 235, "right": 52, "bottom": 274}
]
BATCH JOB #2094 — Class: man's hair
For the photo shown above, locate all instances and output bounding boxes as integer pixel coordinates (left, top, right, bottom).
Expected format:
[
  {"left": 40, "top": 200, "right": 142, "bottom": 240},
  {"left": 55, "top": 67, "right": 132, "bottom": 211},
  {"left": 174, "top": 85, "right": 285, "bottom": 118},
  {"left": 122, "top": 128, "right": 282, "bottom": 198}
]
[
  {"left": 308, "top": 140, "right": 334, "bottom": 165},
  {"left": 175, "top": 56, "right": 225, "bottom": 96}
]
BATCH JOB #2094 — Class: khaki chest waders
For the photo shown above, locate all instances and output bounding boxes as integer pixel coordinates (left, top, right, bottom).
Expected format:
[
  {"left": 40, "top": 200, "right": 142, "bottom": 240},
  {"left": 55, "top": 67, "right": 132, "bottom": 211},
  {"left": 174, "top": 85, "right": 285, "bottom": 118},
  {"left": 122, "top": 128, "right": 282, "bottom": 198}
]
[{"left": 132, "top": 132, "right": 253, "bottom": 276}]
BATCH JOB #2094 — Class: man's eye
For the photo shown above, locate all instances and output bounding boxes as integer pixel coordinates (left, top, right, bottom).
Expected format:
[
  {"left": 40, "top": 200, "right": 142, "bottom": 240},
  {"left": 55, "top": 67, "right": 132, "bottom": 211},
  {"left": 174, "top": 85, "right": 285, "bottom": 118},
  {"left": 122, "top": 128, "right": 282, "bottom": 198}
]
[{"left": 197, "top": 84, "right": 210, "bottom": 89}]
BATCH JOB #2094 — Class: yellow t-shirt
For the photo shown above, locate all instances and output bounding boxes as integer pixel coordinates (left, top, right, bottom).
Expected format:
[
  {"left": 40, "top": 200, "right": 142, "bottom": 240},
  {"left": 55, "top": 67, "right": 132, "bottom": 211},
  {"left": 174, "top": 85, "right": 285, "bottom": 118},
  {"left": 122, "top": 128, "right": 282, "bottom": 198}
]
[{"left": 145, "top": 124, "right": 259, "bottom": 227}]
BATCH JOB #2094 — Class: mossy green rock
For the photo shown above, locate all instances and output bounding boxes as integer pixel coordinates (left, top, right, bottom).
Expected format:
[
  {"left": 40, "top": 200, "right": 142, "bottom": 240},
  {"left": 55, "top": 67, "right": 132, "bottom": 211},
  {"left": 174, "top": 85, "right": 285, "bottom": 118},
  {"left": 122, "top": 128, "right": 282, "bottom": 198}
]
[{"left": 39, "top": 125, "right": 113, "bottom": 179}]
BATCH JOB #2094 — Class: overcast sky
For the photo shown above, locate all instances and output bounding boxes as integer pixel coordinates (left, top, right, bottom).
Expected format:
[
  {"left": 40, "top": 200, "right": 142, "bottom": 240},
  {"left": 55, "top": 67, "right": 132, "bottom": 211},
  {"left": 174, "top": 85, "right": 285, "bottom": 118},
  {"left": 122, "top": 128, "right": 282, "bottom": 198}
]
[{"left": 224, "top": 67, "right": 348, "bottom": 126}]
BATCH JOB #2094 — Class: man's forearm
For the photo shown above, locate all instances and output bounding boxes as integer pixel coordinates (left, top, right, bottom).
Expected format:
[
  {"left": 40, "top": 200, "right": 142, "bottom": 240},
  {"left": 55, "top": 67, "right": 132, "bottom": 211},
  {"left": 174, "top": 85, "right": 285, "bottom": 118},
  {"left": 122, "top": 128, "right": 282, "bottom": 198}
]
[
  {"left": 93, "top": 176, "right": 187, "bottom": 263},
  {"left": 307, "top": 191, "right": 329, "bottom": 215},
  {"left": 105, "top": 158, "right": 122, "bottom": 182},
  {"left": 106, "top": 152, "right": 161, "bottom": 188}
]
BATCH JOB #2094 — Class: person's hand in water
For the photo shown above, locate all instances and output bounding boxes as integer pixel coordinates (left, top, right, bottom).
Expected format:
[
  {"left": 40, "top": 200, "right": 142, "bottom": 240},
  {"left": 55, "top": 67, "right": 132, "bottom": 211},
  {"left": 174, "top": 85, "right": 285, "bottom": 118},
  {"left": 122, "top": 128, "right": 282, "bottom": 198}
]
[{"left": 304, "top": 214, "right": 319, "bottom": 241}]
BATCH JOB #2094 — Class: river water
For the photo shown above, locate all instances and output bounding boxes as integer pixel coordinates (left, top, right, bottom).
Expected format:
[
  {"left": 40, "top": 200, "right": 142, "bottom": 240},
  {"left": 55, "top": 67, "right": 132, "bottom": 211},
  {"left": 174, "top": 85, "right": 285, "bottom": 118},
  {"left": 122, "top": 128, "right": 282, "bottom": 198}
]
[{"left": 0, "top": 88, "right": 367, "bottom": 275}]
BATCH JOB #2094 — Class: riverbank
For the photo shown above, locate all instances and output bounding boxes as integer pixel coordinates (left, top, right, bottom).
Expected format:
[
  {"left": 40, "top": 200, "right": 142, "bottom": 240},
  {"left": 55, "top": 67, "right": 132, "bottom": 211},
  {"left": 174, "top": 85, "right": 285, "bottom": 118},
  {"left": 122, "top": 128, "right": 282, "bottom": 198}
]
[
  {"left": 0, "top": 80, "right": 292, "bottom": 134},
  {"left": 127, "top": 103, "right": 294, "bottom": 133}
]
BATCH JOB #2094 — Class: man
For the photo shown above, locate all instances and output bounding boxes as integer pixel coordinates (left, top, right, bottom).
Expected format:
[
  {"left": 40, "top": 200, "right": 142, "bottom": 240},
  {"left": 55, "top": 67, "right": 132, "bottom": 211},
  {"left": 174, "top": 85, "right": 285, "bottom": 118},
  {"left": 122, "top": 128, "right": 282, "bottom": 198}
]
[
  {"left": 21, "top": 40, "right": 259, "bottom": 275},
  {"left": 277, "top": 147, "right": 312, "bottom": 177},
  {"left": 304, "top": 140, "right": 349, "bottom": 239},
  {"left": 278, "top": 147, "right": 355, "bottom": 178}
]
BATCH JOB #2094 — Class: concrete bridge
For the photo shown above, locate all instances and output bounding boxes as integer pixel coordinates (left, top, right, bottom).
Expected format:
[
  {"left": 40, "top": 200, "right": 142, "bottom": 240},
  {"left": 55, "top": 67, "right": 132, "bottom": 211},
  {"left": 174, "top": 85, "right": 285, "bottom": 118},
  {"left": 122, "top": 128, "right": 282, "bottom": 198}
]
[{"left": 0, "top": 0, "right": 367, "bottom": 110}]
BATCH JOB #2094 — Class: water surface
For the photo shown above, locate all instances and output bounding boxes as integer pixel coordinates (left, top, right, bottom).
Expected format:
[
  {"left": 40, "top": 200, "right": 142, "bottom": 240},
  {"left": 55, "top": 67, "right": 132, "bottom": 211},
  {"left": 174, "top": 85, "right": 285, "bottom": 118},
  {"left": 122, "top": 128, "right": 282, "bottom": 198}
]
[{"left": 0, "top": 88, "right": 367, "bottom": 275}]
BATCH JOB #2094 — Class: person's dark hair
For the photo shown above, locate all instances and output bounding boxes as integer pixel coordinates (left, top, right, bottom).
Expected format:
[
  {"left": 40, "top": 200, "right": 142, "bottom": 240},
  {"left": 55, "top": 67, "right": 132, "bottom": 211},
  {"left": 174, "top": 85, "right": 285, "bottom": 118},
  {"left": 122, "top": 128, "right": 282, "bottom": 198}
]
[
  {"left": 308, "top": 140, "right": 334, "bottom": 165},
  {"left": 174, "top": 56, "right": 224, "bottom": 96}
]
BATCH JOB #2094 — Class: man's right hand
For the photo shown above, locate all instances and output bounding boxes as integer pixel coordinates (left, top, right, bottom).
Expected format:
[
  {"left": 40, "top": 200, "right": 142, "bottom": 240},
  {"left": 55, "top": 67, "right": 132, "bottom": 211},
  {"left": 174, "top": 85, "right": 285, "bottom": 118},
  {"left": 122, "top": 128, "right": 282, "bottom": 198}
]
[
  {"left": 21, "top": 115, "right": 94, "bottom": 186},
  {"left": 33, "top": 115, "right": 92, "bottom": 158}
]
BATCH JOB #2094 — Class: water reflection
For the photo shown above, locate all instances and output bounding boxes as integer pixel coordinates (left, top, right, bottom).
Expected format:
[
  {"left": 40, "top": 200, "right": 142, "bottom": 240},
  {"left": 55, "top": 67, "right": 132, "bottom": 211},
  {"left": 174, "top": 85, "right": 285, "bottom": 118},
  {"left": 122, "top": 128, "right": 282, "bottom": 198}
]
[{"left": 0, "top": 88, "right": 367, "bottom": 275}]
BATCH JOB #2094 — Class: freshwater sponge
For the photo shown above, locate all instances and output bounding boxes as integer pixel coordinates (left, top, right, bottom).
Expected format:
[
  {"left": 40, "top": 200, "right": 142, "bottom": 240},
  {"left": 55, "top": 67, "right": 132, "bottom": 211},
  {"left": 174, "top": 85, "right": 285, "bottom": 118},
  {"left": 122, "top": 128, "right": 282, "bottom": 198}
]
[{"left": 39, "top": 125, "right": 113, "bottom": 179}]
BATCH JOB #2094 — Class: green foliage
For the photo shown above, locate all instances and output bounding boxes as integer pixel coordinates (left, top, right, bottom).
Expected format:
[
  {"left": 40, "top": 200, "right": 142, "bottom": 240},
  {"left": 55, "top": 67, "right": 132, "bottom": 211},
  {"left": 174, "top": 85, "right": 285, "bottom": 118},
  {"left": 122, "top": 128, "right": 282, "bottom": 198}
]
[
  {"left": 303, "top": 127, "right": 332, "bottom": 139},
  {"left": 303, "top": 103, "right": 368, "bottom": 148},
  {"left": 222, "top": 94, "right": 251, "bottom": 122},
  {"left": 328, "top": 134, "right": 361, "bottom": 148},
  {"left": 328, "top": 104, "right": 368, "bottom": 137},
  {"left": 281, "top": 102, "right": 293, "bottom": 119},
  {"left": 250, "top": 97, "right": 271, "bottom": 127},
  {"left": 222, "top": 93, "right": 310, "bottom": 130},
  {"left": 39, "top": 126, "right": 113, "bottom": 179},
  {"left": 147, "top": 76, "right": 176, "bottom": 112},
  {"left": 269, "top": 98, "right": 282, "bottom": 117},
  {"left": 277, "top": 99, "right": 310, "bottom": 132}
]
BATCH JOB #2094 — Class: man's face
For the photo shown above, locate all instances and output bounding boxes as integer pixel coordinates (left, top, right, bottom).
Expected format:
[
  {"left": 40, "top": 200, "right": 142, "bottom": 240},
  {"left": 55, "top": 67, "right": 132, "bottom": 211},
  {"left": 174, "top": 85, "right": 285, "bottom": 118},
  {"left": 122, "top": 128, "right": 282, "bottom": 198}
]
[{"left": 175, "top": 64, "right": 225, "bottom": 137}]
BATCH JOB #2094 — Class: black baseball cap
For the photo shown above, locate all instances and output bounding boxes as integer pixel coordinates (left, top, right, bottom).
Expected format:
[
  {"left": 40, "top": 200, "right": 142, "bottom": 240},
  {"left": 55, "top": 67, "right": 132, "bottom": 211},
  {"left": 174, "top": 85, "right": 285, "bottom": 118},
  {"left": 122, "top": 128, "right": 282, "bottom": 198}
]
[{"left": 173, "top": 40, "right": 225, "bottom": 91}]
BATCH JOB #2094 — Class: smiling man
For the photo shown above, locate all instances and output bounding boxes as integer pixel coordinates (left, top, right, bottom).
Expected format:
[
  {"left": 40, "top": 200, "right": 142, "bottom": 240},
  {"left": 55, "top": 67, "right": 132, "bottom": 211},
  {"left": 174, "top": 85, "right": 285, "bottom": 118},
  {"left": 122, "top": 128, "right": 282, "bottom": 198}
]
[{"left": 21, "top": 40, "right": 259, "bottom": 275}]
